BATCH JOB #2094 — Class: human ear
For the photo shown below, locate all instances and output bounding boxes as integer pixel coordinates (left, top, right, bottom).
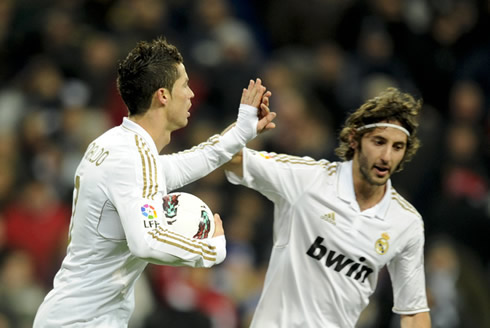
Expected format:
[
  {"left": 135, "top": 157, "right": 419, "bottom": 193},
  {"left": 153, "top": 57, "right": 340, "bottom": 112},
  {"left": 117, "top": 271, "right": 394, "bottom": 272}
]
[
  {"left": 156, "top": 88, "right": 170, "bottom": 105},
  {"left": 348, "top": 129, "right": 358, "bottom": 149}
]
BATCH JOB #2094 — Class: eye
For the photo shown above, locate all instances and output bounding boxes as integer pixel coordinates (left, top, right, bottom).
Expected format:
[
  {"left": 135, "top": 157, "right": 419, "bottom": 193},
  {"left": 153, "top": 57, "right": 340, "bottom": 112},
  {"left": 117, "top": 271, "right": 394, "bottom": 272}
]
[{"left": 393, "top": 143, "right": 405, "bottom": 151}]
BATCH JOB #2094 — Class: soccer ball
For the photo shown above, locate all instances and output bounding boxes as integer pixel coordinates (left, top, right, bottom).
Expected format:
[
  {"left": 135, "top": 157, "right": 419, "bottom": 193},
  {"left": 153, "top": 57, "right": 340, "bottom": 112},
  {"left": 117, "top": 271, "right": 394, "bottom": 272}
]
[{"left": 162, "top": 192, "right": 215, "bottom": 239}]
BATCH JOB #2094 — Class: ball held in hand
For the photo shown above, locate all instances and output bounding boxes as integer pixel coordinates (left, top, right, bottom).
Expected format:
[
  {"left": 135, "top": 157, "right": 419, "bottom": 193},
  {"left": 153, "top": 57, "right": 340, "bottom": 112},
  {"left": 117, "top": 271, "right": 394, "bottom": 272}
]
[{"left": 162, "top": 192, "right": 215, "bottom": 239}]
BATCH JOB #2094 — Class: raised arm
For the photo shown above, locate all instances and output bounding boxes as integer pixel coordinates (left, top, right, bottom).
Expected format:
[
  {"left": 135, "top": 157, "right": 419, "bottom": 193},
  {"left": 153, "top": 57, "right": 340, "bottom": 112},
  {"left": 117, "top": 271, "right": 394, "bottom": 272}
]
[
  {"left": 222, "top": 150, "right": 244, "bottom": 178},
  {"left": 213, "top": 86, "right": 274, "bottom": 179},
  {"left": 161, "top": 78, "right": 276, "bottom": 191}
]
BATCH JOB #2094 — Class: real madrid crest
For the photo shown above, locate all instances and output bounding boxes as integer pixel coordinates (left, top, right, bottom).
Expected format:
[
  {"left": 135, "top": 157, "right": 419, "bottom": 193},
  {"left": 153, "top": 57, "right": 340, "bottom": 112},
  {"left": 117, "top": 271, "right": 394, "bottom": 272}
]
[{"left": 375, "top": 232, "right": 390, "bottom": 255}]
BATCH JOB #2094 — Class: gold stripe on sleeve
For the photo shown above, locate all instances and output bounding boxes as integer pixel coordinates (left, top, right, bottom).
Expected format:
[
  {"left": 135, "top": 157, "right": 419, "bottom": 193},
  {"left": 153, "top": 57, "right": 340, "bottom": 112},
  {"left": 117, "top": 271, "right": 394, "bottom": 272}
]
[
  {"left": 135, "top": 135, "right": 149, "bottom": 198},
  {"left": 272, "top": 154, "right": 331, "bottom": 168},
  {"left": 134, "top": 135, "right": 159, "bottom": 200},
  {"left": 142, "top": 145, "right": 156, "bottom": 200},
  {"left": 149, "top": 153, "right": 159, "bottom": 200},
  {"left": 176, "top": 135, "right": 220, "bottom": 155},
  {"left": 326, "top": 163, "right": 337, "bottom": 175},
  {"left": 391, "top": 191, "right": 420, "bottom": 217},
  {"left": 145, "top": 147, "right": 154, "bottom": 199},
  {"left": 154, "top": 227, "right": 218, "bottom": 254},
  {"left": 148, "top": 231, "right": 217, "bottom": 261},
  {"left": 148, "top": 229, "right": 218, "bottom": 261}
]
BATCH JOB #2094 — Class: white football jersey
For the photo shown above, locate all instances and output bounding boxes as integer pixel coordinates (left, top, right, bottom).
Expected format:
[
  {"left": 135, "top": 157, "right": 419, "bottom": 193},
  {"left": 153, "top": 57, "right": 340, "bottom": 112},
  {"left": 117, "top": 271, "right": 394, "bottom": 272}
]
[
  {"left": 34, "top": 118, "right": 238, "bottom": 327},
  {"left": 226, "top": 148, "right": 429, "bottom": 328}
]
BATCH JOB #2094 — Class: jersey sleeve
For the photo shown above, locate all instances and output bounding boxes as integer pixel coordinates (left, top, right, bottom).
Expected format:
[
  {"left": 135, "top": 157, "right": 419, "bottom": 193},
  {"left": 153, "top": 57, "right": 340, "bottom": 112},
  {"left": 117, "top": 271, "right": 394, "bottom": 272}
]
[
  {"left": 225, "top": 148, "right": 325, "bottom": 204},
  {"left": 387, "top": 221, "right": 430, "bottom": 314},
  {"left": 160, "top": 134, "right": 226, "bottom": 191},
  {"left": 107, "top": 150, "right": 226, "bottom": 268},
  {"left": 161, "top": 104, "right": 259, "bottom": 191}
]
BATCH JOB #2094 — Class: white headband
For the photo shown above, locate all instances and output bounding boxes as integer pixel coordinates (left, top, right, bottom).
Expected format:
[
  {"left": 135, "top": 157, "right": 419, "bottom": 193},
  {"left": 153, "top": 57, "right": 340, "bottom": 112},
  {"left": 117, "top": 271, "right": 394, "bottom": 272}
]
[{"left": 357, "top": 123, "right": 410, "bottom": 136}]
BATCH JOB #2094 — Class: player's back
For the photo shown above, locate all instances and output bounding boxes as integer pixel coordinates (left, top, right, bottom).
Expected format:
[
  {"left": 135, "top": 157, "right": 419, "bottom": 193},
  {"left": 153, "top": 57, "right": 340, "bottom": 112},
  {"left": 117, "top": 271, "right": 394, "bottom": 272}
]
[{"left": 34, "top": 124, "right": 148, "bottom": 327}]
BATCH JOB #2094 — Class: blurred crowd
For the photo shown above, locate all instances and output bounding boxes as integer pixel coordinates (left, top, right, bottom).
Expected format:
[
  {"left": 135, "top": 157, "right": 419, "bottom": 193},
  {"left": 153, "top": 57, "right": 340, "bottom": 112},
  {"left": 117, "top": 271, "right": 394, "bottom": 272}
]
[{"left": 0, "top": 0, "right": 489, "bottom": 327}]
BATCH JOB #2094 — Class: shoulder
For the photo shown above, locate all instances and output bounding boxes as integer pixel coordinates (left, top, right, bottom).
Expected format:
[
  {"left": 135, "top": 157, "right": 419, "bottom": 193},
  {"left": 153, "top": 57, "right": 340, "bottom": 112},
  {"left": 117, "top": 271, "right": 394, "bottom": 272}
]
[
  {"left": 246, "top": 148, "right": 336, "bottom": 170},
  {"left": 389, "top": 189, "right": 422, "bottom": 221},
  {"left": 82, "top": 126, "right": 143, "bottom": 168},
  {"left": 388, "top": 190, "right": 427, "bottom": 252},
  {"left": 95, "top": 125, "right": 149, "bottom": 154}
]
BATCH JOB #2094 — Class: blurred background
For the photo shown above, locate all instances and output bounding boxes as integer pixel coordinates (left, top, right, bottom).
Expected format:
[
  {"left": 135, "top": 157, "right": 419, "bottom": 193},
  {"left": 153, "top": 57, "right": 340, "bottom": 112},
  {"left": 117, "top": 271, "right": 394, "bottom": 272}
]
[{"left": 0, "top": 0, "right": 489, "bottom": 327}]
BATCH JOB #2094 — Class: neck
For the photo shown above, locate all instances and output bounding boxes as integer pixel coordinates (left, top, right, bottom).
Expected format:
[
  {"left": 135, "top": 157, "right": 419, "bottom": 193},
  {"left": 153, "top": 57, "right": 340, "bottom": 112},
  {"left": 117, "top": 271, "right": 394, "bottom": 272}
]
[
  {"left": 353, "top": 178, "right": 386, "bottom": 211},
  {"left": 129, "top": 109, "right": 170, "bottom": 153}
]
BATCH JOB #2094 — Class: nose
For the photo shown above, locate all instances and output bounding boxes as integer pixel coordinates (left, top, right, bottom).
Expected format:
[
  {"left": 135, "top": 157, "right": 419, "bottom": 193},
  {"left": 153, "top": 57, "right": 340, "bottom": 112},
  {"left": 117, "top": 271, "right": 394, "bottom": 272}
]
[
  {"left": 380, "top": 145, "right": 392, "bottom": 163},
  {"left": 189, "top": 88, "right": 195, "bottom": 99}
]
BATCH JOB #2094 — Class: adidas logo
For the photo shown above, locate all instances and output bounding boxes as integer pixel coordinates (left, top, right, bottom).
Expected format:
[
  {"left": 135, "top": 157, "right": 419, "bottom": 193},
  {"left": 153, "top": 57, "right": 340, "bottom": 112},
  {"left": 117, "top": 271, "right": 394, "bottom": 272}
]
[{"left": 321, "top": 212, "right": 336, "bottom": 225}]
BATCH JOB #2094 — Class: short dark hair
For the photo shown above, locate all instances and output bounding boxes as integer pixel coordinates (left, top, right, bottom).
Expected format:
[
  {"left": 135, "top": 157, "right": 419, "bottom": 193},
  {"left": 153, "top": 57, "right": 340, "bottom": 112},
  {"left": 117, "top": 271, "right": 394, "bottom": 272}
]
[
  {"left": 335, "top": 87, "right": 422, "bottom": 172},
  {"left": 117, "top": 37, "right": 183, "bottom": 116}
]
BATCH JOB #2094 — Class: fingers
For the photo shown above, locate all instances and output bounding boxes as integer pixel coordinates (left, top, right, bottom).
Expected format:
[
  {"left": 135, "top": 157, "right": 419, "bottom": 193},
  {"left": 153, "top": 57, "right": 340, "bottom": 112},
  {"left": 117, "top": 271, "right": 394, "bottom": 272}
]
[
  {"left": 261, "top": 91, "right": 271, "bottom": 109},
  {"left": 252, "top": 79, "right": 266, "bottom": 106},
  {"left": 257, "top": 111, "right": 277, "bottom": 133},
  {"left": 212, "top": 213, "right": 224, "bottom": 237},
  {"left": 258, "top": 92, "right": 272, "bottom": 119},
  {"left": 263, "top": 91, "right": 271, "bottom": 103},
  {"left": 240, "top": 78, "right": 277, "bottom": 134},
  {"left": 240, "top": 79, "right": 255, "bottom": 104},
  {"left": 240, "top": 78, "right": 267, "bottom": 108}
]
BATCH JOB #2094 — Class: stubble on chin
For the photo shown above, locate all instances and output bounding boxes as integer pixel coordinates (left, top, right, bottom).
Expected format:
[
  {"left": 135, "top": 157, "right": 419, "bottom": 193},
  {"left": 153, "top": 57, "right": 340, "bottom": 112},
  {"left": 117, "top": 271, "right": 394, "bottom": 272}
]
[{"left": 358, "top": 154, "right": 389, "bottom": 187}]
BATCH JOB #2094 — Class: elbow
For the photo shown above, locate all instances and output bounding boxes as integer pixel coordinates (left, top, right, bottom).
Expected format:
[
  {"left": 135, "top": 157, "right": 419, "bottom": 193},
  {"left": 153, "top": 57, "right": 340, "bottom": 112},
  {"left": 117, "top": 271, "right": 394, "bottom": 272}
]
[{"left": 127, "top": 238, "right": 153, "bottom": 260}]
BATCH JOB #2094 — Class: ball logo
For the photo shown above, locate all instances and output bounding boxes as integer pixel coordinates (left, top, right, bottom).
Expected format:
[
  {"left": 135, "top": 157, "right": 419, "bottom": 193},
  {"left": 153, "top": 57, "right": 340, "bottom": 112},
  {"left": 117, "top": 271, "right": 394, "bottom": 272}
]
[
  {"left": 141, "top": 204, "right": 157, "bottom": 219},
  {"left": 162, "top": 194, "right": 180, "bottom": 224},
  {"left": 161, "top": 192, "right": 215, "bottom": 239},
  {"left": 194, "top": 207, "right": 212, "bottom": 239},
  {"left": 375, "top": 232, "right": 390, "bottom": 255}
]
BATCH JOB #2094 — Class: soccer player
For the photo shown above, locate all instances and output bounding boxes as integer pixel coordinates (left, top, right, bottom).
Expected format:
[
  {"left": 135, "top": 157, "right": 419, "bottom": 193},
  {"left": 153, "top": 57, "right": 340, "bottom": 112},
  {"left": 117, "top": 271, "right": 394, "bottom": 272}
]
[
  {"left": 33, "top": 37, "right": 276, "bottom": 327},
  {"left": 225, "top": 87, "right": 431, "bottom": 327}
]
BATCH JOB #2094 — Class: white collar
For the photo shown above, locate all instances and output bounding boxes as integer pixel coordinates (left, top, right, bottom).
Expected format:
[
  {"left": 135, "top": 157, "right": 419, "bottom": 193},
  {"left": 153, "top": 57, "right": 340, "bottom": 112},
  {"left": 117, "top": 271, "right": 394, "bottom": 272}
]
[
  {"left": 337, "top": 160, "right": 391, "bottom": 220},
  {"left": 121, "top": 117, "right": 159, "bottom": 155}
]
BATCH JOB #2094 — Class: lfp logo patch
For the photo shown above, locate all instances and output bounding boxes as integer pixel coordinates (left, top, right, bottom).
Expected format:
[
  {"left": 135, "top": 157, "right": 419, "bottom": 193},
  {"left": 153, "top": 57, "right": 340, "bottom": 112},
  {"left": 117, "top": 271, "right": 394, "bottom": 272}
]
[{"left": 141, "top": 204, "right": 157, "bottom": 219}]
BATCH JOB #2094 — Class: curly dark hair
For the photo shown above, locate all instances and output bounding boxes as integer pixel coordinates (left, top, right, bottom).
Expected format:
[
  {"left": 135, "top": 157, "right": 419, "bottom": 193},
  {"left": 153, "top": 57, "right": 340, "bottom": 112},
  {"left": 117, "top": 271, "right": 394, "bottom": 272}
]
[
  {"left": 117, "top": 37, "right": 183, "bottom": 116},
  {"left": 335, "top": 87, "right": 422, "bottom": 172}
]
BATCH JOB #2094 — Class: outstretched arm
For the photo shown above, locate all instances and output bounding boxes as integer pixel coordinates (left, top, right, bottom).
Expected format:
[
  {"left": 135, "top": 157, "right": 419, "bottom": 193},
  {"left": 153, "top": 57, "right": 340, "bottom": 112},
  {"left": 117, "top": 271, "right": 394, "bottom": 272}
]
[
  {"left": 222, "top": 149, "right": 244, "bottom": 178},
  {"left": 221, "top": 83, "right": 275, "bottom": 135},
  {"left": 221, "top": 87, "right": 274, "bottom": 178},
  {"left": 161, "top": 78, "right": 276, "bottom": 191}
]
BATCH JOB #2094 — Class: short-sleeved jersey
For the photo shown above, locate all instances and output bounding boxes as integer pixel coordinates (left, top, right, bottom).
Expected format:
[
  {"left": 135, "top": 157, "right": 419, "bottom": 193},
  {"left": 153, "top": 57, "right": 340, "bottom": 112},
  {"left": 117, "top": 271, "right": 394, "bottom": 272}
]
[
  {"left": 226, "top": 148, "right": 429, "bottom": 328},
  {"left": 34, "top": 118, "right": 233, "bottom": 328}
]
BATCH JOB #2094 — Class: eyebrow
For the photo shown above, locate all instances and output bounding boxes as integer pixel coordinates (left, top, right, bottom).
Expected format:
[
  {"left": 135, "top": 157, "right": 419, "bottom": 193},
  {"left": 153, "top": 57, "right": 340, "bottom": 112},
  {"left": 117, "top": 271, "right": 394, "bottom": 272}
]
[{"left": 372, "top": 135, "right": 407, "bottom": 145}]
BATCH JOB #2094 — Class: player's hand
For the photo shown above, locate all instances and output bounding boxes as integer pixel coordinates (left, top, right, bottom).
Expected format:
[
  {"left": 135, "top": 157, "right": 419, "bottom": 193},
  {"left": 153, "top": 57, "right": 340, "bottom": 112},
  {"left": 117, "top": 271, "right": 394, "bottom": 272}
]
[
  {"left": 213, "top": 213, "right": 224, "bottom": 237},
  {"left": 257, "top": 90, "right": 276, "bottom": 133},
  {"left": 240, "top": 78, "right": 267, "bottom": 108}
]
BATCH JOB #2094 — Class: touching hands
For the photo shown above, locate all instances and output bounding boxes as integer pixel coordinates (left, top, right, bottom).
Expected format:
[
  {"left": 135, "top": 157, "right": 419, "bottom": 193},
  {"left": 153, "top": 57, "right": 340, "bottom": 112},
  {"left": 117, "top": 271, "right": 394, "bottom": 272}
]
[
  {"left": 258, "top": 88, "right": 276, "bottom": 133},
  {"left": 240, "top": 78, "right": 276, "bottom": 134}
]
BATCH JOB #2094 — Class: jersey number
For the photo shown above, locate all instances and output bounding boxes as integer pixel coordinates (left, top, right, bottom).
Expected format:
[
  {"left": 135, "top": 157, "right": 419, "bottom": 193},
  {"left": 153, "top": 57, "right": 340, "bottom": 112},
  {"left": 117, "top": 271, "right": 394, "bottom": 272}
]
[{"left": 68, "top": 175, "right": 81, "bottom": 244}]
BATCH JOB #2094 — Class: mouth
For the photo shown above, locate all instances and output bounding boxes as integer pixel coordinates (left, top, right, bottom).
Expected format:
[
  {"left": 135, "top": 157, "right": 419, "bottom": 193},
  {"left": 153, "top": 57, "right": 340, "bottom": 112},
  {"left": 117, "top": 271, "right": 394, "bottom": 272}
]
[{"left": 373, "top": 165, "right": 390, "bottom": 177}]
